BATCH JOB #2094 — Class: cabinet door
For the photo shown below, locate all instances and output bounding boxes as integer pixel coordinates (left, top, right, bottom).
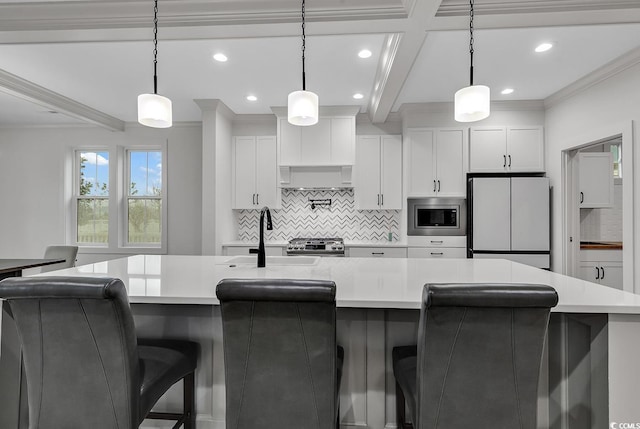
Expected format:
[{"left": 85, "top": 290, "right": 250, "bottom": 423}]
[
  {"left": 471, "top": 177, "right": 511, "bottom": 251},
  {"left": 349, "top": 247, "right": 407, "bottom": 258},
  {"left": 407, "top": 129, "right": 436, "bottom": 196},
  {"left": 233, "top": 137, "right": 257, "bottom": 209},
  {"left": 600, "top": 262, "right": 623, "bottom": 290},
  {"left": 278, "top": 118, "right": 301, "bottom": 165},
  {"left": 380, "top": 135, "right": 403, "bottom": 209},
  {"left": 578, "top": 263, "right": 599, "bottom": 283},
  {"left": 355, "top": 136, "right": 382, "bottom": 209},
  {"left": 507, "top": 126, "right": 544, "bottom": 172},
  {"left": 511, "top": 177, "right": 549, "bottom": 251},
  {"left": 300, "top": 119, "right": 331, "bottom": 165},
  {"left": 435, "top": 129, "right": 465, "bottom": 196},
  {"left": 255, "top": 136, "right": 279, "bottom": 208},
  {"left": 469, "top": 127, "right": 507, "bottom": 172},
  {"left": 330, "top": 117, "right": 355, "bottom": 164},
  {"left": 579, "top": 152, "right": 614, "bottom": 208},
  {"left": 407, "top": 247, "right": 466, "bottom": 258}
]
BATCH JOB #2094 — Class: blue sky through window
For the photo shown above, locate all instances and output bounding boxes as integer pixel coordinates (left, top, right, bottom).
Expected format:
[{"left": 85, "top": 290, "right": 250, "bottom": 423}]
[
  {"left": 130, "top": 151, "right": 162, "bottom": 196},
  {"left": 80, "top": 151, "right": 109, "bottom": 196}
]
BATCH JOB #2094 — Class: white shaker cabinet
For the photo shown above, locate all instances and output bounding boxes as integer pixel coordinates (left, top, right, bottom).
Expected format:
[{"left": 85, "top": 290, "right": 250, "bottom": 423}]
[
  {"left": 579, "top": 250, "right": 623, "bottom": 289},
  {"left": 469, "top": 126, "right": 544, "bottom": 173},
  {"left": 232, "top": 136, "right": 280, "bottom": 209},
  {"left": 278, "top": 116, "right": 355, "bottom": 166},
  {"left": 355, "top": 135, "right": 402, "bottom": 209},
  {"left": 406, "top": 128, "right": 466, "bottom": 197},
  {"left": 578, "top": 152, "right": 614, "bottom": 208}
]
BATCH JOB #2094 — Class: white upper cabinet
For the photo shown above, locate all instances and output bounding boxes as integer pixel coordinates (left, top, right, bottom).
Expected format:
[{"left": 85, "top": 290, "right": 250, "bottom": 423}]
[
  {"left": 355, "top": 135, "right": 402, "bottom": 210},
  {"left": 276, "top": 113, "right": 356, "bottom": 166},
  {"left": 469, "top": 126, "right": 544, "bottom": 172},
  {"left": 232, "top": 136, "right": 280, "bottom": 209},
  {"left": 579, "top": 152, "right": 614, "bottom": 208},
  {"left": 407, "top": 128, "right": 466, "bottom": 197}
]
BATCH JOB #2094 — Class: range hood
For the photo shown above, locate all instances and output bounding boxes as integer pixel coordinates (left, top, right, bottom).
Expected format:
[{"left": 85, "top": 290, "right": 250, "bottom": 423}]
[{"left": 279, "top": 165, "right": 353, "bottom": 189}]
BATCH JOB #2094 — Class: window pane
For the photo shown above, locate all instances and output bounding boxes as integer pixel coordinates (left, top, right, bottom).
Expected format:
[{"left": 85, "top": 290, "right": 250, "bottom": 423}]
[
  {"left": 79, "top": 152, "right": 109, "bottom": 196},
  {"left": 129, "top": 151, "right": 162, "bottom": 196},
  {"left": 128, "top": 199, "right": 162, "bottom": 243},
  {"left": 77, "top": 198, "right": 109, "bottom": 243}
]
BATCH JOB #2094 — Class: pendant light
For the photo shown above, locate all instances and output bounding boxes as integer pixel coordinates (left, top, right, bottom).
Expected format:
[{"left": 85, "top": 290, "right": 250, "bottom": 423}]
[
  {"left": 138, "top": 0, "right": 172, "bottom": 128},
  {"left": 454, "top": 0, "right": 490, "bottom": 123},
  {"left": 288, "top": 0, "right": 319, "bottom": 126}
]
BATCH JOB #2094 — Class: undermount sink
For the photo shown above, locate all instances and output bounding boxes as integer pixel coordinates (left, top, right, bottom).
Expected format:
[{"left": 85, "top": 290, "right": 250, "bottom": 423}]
[{"left": 223, "top": 255, "right": 320, "bottom": 266}]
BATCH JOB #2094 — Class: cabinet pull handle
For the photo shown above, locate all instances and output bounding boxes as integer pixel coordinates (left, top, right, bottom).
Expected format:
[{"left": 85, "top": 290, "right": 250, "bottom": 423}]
[
  {"left": 430, "top": 240, "right": 443, "bottom": 244},
  {"left": 430, "top": 252, "right": 444, "bottom": 256},
  {"left": 580, "top": 192, "right": 584, "bottom": 204},
  {"left": 508, "top": 154, "right": 512, "bottom": 167},
  {"left": 600, "top": 267, "right": 605, "bottom": 280},
  {"left": 371, "top": 252, "right": 385, "bottom": 256},
  {"left": 433, "top": 180, "right": 437, "bottom": 192},
  {"left": 377, "top": 194, "right": 380, "bottom": 206},
  {"left": 437, "top": 180, "right": 441, "bottom": 192},
  {"left": 503, "top": 155, "right": 506, "bottom": 168},
  {"left": 595, "top": 266, "right": 600, "bottom": 280},
  {"left": 252, "top": 194, "right": 256, "bottom": 205},
  {"left": 381, "top": 194, "right": 384, "bottom": 206},
  {"left": 256, "top": 194, "right": 259, "bottom": 205}
]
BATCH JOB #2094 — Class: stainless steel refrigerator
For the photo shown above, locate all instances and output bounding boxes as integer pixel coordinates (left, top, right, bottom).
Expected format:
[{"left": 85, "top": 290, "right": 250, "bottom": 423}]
[{"left": 467, "top": 176, "right": 550, "bottom": 269}]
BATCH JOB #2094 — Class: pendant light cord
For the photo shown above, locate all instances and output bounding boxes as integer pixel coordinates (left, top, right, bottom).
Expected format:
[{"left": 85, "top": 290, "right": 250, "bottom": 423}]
[
  {"left": 301, "top": 0, "right": 306, "bottom": 91},
  {"left": 469, "top": 0, "right": 474, "bottom": 86},
  {"left": 153, "top": 0, "right": 159, "bottom": 94}
]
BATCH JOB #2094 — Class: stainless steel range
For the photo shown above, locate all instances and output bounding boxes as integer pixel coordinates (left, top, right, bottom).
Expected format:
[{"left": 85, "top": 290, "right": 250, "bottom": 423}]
[{"left": 287, "top": 238, "right": 345, "bottom": 257}]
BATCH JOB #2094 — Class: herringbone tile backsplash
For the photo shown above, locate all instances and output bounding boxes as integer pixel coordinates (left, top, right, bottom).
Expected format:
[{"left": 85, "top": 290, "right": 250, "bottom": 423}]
[{"left": 237, "top": 189, "right": 401, "bottom": 242}]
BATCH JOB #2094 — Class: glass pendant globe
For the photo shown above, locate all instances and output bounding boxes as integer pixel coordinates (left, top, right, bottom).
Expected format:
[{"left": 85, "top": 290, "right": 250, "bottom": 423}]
[
  {"left": 454, "top": 85, "right": 490, "bottom": 123},
  {"left": 287, "top": 90, "right": 319, "bottom": 126},
  {"left": 138, "top": 93, "right": 173, "bottom": 128}
]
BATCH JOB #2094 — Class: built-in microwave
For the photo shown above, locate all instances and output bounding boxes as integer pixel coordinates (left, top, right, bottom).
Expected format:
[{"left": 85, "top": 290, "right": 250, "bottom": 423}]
[{"left": 407, "top": 197, "right": 467, "bottom": 236}]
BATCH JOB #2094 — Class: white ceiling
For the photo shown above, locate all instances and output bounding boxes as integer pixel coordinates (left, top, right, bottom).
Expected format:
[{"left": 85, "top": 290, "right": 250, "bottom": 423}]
[{"left": 0, "top": 0, "right": 639, "bottom": 128}]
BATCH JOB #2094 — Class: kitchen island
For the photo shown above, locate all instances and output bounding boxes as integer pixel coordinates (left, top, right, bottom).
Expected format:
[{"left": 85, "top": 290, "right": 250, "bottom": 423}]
[{"left": 4, "top": 255, "right": 640, "bottom": 429}]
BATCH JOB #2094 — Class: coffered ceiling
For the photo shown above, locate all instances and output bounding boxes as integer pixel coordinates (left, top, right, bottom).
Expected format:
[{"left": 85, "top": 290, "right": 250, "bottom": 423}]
[{"left": 0, "top": 0, "right": 639, "bottom": 129}]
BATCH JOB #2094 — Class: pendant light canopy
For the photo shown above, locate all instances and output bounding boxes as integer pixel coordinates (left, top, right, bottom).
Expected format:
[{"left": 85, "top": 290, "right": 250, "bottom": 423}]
[
  {"left": 454, "top": 0, "right": 490, "bottom": 123},
  {"left": 138, "top": 0, "right": 172, "bottom": 128},
  {"left": 288, "top": 0, "right": 318, "bottom": 126}
]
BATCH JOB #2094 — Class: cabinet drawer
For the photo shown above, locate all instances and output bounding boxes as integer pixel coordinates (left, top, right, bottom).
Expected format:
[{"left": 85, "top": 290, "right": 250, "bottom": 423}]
[
  {"left": 407, "top": 247, "right": 466, "bottom": 258},
  {"left": 406, "top": 236, "right": 467, "bottom": 247},
  {"left": 348, "top": 247, "right": 407, "bottom": 258},
  {"left": 223, "top": 246, "right": 284, "bottom": 256}
]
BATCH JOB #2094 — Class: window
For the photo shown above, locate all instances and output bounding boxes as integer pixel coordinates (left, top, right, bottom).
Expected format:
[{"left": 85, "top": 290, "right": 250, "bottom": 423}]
[
  {"left": 76, "top": 151, "right": 109, "bottom": 245},
  {"left": 72, "top": 144, "right": 166, "bottom": 252},
  {"left": 127, "top": 151, "right": 163, "bottom": 245}
]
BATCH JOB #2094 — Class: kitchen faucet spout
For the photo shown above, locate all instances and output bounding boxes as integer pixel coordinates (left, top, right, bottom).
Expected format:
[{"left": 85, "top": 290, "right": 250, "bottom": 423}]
[{"left": 258, "top": 206, "right": 272, "bottom": 268}]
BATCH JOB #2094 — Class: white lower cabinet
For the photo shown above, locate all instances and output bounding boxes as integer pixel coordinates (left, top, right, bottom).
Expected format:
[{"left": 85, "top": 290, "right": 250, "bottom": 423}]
[
  {"left": 348, "top": 247, "right": 407, "bottom": 258},
  {"left": 578, "top": 250, "right": 623, "bottom": 289},
  {"left": 407, "top": 236, "right": 467, "bottom": 259}
]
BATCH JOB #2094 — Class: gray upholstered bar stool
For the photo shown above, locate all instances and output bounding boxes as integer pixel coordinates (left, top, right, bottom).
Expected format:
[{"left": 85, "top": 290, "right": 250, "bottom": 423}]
[
  {"left": 393, "top": 283, "right": 558, "bottom": 429},
  {"left": 0, "top": 276, "right": 198, "bottom": 429},
  {"left": 216, "top": 278, "right": 344, "bottom": 429}
]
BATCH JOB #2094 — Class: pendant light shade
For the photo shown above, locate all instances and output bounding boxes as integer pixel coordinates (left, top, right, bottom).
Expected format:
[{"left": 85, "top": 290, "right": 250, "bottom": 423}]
[
  {"left": 288, "top": 0, "right": 318, "bottom": 127},
  {"left": 138, "top": 0, "right": 172, "bottom": 129},
  {"left": 454, "top": 0, "right": 490, "bottom": 123},
  {"left": 288, "top": 90, "right": 318, "bottom": 126},
  {"left": 454, "top": 84, "right": 490, "bottom": 122},
  {"left": 138, "top": 93, "right": 172, "bottom": 128}
]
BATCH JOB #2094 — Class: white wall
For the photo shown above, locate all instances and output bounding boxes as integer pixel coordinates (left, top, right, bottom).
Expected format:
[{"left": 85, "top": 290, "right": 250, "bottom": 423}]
[
  {"left": 545, "top": 62, "right": 640, "bottom": 292},
  {"left": 0, "top": 123, "right": 203, "bottom": 262}
]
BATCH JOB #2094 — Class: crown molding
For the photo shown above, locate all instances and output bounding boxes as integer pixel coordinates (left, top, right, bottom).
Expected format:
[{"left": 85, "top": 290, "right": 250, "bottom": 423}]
[
  {"left": 0, "top": 69, "right": 124, "bottom": 132},
  {"left": 436, "top": 0, "right": 640, "bottom": 16},
  {"left": 545, "top": 46, "right": 640, "bottom": 109}
]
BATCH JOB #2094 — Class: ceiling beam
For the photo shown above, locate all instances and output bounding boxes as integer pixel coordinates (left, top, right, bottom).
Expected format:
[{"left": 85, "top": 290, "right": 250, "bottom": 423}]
[
  {"left": 0, "top": 69, "right": 125, "bottom": 132},
  {"left": 367, "top": 0, "right": 442, "bottom": 123}
]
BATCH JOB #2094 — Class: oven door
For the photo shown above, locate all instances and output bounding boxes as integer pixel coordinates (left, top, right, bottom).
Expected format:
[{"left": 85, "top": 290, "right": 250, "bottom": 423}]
[{"left": 407, "top": 198, "right": 467, "bottom": 236}]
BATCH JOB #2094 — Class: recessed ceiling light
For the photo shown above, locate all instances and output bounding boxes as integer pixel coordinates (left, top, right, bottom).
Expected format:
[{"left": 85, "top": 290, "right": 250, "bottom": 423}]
[
  {"left": 213, "top": 53, "right": 228, "bottom": 62},
  {"left": 358, "top": 49, "right": 372, "bottom": 59},
  {"left": 535, "top": 43, "right": 553, "bottom": 53},
  {"left": 501, "top": 88, "right": 514, "bottom": 95},
  {"left": 246, "top": 95, "right": 257, "bottom": 101},
  {"left": 353, "top": 93, "right": 364, "bottom": 99}
]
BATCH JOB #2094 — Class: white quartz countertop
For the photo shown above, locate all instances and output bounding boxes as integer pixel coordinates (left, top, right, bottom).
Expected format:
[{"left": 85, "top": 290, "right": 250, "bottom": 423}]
[{"left": 32, "top": 255, "right": 640, "bottom": 314}]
